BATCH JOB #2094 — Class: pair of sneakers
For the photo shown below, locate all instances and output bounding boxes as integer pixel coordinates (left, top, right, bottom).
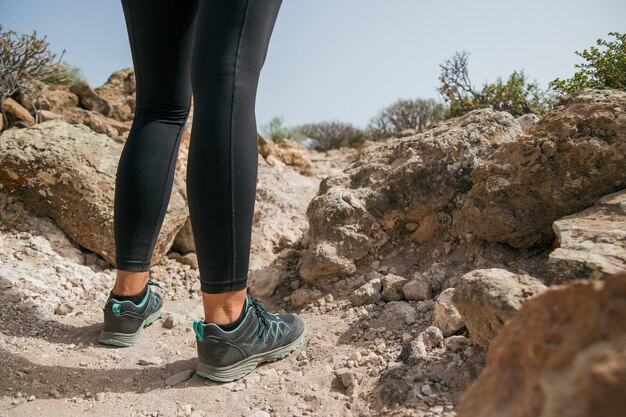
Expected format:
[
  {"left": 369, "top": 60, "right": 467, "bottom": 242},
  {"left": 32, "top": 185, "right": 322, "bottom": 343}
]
[{"left": 99, "top": 282, "right": 307, "bottom": 382}]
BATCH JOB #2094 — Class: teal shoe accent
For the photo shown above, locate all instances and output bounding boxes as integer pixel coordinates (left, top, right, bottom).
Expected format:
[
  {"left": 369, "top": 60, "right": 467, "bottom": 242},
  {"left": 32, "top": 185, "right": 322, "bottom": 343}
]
[
  {"left": 194, "top": 295, "right": 307, "bottom": 382},
  {"left": 99, "top": 280, "right": 164, "bottom": 347},
  {"left": 193, "top": 319, "right": 204, "bottom": 339}
]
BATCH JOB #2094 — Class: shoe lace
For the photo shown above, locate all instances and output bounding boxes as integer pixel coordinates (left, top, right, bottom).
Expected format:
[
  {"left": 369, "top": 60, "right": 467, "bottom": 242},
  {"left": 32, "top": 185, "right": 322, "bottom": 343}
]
[
  {"left": 249, "top": 296, "right": 273, "bottom": 336},
  {"left": 147, "top": 279, "right": 161, "bottom": 288}
]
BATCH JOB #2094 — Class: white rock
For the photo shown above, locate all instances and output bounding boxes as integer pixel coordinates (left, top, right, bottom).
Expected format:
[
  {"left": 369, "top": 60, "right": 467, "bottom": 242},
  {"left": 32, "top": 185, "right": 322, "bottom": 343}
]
[
  {"left": 350, "top": 277, "right": 382, "bottom": 306},
  {"left": 433, "top": 288, "right": 464, "bottom": 336}
]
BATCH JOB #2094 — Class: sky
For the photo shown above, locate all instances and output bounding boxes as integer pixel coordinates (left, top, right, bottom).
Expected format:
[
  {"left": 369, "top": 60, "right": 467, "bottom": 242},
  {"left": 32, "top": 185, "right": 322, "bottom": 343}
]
[{"left": 2, "top": 0, "right": 625, "bottom": 129}]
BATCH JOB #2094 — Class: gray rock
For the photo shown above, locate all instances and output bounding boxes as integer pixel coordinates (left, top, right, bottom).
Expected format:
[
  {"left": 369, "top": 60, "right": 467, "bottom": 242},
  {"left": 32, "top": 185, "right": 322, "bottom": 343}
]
[
  {"left": 164, "top": 369, "right": 195, "bottom": 386},
  {"left": 402, "top": 279, "right": 432, "bottom": 301},
  {"left": 380, "top": 301, "right": 417, "bottom": 325}
]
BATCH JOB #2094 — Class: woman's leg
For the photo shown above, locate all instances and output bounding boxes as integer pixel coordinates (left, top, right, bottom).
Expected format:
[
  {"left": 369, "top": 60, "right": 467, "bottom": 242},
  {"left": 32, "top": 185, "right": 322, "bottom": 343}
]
[
  {"left": 113, "top": 0, "right": 199, "bottom": 295},
  {"left": 187, "top": 0, "right": 282, "bottom": 322}
]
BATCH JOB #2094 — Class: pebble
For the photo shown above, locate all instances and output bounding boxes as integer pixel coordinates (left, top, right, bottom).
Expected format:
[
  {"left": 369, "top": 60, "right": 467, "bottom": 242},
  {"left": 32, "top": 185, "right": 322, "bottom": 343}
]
[
  {"left": 162, "top": 313, "right": 180, "bottom": 329},
  {"left": 137, "top": 356, "right": 163, "bottom": 366},
  {"left": 421, "top": 384, "right": 433, "bottom": 396},
  {"left": 249, "top": 411, "right": 270, "bottom": 417},
  {"left": 164, "top": 369, "right": 195, "bottom": 386},
  {"left": 181, "top": 404, "right": 193, "bottom": 415},
  {"left": 430, "top": 405, "right": 444, "bottom": 414}
]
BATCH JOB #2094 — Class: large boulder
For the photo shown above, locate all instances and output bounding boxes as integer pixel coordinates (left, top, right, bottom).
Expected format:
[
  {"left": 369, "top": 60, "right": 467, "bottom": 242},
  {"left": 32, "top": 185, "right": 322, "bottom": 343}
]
[
  {"left": 299, "top": 108, "right": 522, "bottom": 284},
  {"left": 460, "top": 88, "right": 626, "bottom": 248},
  {"left": 452, "top": 268, "right": 547, "bottom": 349},
  {"left": 457, "top": 272, "right": 626, "bottom": 417},
  {"left": 548, "top": 189, "right": 626, "bottom": 283},
  {"left": 0, "top": 120, "right": 187, "bottom": 267}
]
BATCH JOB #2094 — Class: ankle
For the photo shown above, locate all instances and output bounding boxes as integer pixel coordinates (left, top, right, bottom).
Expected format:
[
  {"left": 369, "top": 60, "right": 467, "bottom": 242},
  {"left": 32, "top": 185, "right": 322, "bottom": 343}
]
[
  {"left": 112, "top": 270, "right": 149, "bottom": 296},
  {"left": 202, "top": 289, "right": 247, "bottom": 325}
]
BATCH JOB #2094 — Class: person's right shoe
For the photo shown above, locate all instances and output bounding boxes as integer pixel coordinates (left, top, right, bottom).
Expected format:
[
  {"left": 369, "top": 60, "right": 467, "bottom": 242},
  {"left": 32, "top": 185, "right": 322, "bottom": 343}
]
[{"left": 193, "top": 294, "right": 307, "bottom": 382}]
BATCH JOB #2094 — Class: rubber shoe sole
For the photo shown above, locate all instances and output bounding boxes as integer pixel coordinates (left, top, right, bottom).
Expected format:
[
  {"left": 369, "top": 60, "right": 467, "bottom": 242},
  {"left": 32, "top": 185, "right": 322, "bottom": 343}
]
[
  {"left": 98, "top": 306, "right": 164, "bottom": 347},
  {"left": 195, "top": 327, "right": 307, "bottom": 382}
]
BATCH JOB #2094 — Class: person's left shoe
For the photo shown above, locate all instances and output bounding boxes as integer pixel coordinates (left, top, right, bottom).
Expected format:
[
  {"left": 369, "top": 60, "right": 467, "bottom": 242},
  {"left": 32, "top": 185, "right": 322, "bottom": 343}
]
[{"left": 98, "top": 280, "right": 164, "bottom": 347}]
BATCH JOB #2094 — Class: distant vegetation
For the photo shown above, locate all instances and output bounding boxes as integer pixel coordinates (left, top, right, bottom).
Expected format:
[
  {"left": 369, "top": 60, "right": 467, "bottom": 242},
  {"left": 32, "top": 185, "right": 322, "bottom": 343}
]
[
  {"left": 550, "top": 32, "right": 626, "bottom": 95},
  {"left": 0, "top": 24, "right": 84, "bottom": 125},
  {"left": 297, "top": 120, "right": 366, "bottom": 151},
  {"left": 367, "top": 98, "right": 446, "bottom": 141},
  {"left": 260, "top": 116, "right": 306, "bottom": 143},
  {"left": 437, "top": 51, "right": 553, "bottom": 118}
]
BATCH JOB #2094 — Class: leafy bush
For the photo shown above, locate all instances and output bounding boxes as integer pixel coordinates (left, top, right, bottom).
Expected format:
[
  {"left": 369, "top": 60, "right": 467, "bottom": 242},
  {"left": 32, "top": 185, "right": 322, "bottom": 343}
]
[
  {"left": 297, "top": 120, "right": 366, "bottom": 151},
  {"left": 260, "top": 115, "right": 306, "bottom": 143},
  {"left": 437, "top": 51, "right": 553, "bottom": 118},
  {"left": 550, "top": 32, "right": 626, "bottom": 95},
  {"left": 367, "top": 97, "right": 446, "bottom": 140},
  {"left": 59, "top": 61, "right": 87, "bottom": 85}
]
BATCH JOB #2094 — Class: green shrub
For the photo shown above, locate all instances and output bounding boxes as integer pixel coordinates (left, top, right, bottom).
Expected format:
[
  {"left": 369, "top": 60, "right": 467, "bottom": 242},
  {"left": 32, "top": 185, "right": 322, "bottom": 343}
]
[
  {"left": 260, "top": 116, "right": 306, "bottom": 143},
  {"left": 437, "top": 51, "right": 553, "bottom": 118},
  {"left": 550, "top": 32, "right": 626, "bottom": 95}
]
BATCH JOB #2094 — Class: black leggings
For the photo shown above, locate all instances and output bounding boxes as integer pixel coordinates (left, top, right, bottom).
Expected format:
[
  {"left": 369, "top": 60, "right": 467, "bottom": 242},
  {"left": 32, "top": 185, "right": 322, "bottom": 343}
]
[{"left": 114, "top": 0, "right": 282, "bottom": 294}]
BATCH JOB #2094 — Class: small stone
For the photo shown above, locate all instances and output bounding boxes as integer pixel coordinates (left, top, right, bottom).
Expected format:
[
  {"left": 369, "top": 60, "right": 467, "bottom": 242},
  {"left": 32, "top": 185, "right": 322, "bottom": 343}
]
[
  {"left": 291, "top": 288, "right": 323, "bottom": 308},
  {"left": 137, "top": 356, "right": 163, "bottom": 366},
  {"left": 421, "top": 384, "right": 433, "bottom": 396},
  {"left": 165, "top": 369, "right": 195, "bottom": 386},
  {"left": 180, "top": 253, "right": 199, "bottom": 269},
  {"left": 54, "top": 303, "right": 73, "bottom": 316},
  {"left": 297, "top": 350, "right": 308, "bottom": 361},
  {"left": 162, "top": 313, "right": 180, "bottom": 329},
  {"left": 95, "top": 392, "right": 105, "bottom": 402},
  {"left": 430, "top": 405, "right": 444, "bottom": 414},
  {"left": 433, "top": 288, "right": 464, "bottom": 336},
  {"left": 249, "top": 411, "right": 270, "bottom": 417},
  {"left": 350, "top": 351, "right": 362, "bottom": 362},
  {"left": 27, "top": 395, "right": 35, "bottom": 401}
]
